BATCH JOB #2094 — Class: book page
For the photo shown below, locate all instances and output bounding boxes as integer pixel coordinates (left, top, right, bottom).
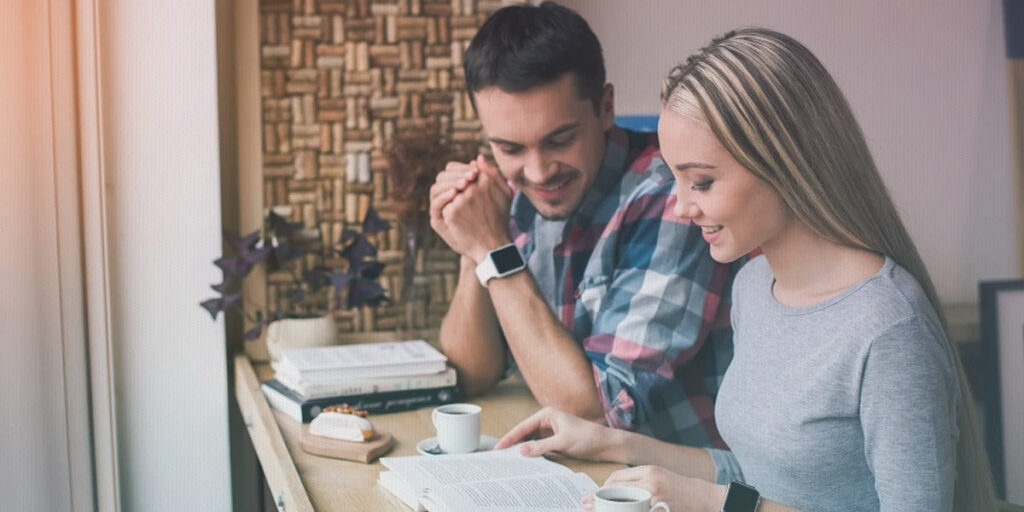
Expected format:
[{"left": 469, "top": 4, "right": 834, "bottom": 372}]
[
  {"left": 381, "top": 448, "right": 574, "bottom": 491},
  {"left": 426, "top": 472, "right": 597, "bottom": 512},
  {"left": 378, "top": 471, "right": 426, "bottom": 512},
  {"left": 281, "top": 340, "right": 445, "bottom": 372}
]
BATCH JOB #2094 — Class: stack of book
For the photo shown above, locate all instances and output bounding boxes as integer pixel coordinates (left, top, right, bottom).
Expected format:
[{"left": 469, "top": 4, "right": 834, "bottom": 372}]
[{"left": 261, "top": 340, "right": 459, "bottom": 422}]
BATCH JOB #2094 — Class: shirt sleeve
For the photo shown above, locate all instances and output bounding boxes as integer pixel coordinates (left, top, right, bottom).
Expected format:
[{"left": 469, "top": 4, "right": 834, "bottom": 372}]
[
  {"left": 860, "top": 317, "right": 958, "bottom": 512},
  {"left": 581, "top": 183, "right": 725, "bottom": 434}
]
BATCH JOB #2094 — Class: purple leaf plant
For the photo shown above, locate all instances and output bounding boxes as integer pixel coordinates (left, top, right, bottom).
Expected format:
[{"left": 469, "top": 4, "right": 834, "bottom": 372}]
[{"left": 201, "top": 207, "right": 392, "bottom": 340}]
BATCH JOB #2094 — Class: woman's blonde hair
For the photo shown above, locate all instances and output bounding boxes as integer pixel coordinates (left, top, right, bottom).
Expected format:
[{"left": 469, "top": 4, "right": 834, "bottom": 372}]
[{"left": 661, "top": 28, "right": 996, "bottom": 510}]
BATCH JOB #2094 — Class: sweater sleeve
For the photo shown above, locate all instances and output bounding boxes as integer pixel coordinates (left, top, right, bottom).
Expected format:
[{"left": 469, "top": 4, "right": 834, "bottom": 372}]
[
  {"left": 706, "top": 447, "right": 746, "bottom": 484},
  {"left": 859, "top": 317, "right": 958, "bottom": 512},
  {"left": 699, "top": 259, "right": 753, "bottom": 486}
]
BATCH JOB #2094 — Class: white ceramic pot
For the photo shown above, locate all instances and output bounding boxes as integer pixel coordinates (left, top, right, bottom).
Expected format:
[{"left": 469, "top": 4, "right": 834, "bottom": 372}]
[{"left": 265, "top": 315, "right": 337, "bottom": 362}]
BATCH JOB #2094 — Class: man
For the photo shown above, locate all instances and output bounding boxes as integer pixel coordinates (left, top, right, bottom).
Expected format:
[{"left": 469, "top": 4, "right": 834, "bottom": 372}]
[{"left": 428, "top": 1, "right": 736, "bottom": 447}]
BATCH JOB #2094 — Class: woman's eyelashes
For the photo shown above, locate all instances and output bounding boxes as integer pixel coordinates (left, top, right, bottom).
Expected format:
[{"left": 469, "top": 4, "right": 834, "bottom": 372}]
[
  {"left": 671, "top": 169, "right": 714, "bottom": 192},
  {"left": 691, "top": 179, "right": 713, "bottom": 191}
]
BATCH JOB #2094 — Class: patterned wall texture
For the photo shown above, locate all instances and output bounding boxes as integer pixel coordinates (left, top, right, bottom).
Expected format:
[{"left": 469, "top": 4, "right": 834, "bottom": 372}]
[{"left": 258, "top": 0, "right": 507, "bottom": 334}]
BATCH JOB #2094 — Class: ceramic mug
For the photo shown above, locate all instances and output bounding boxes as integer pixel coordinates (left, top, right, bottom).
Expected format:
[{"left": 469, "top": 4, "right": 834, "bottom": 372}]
[
  {"left": 264, "top": 315, "right": 336, "bottom": 362},
  {"left": 431, "top": 403, "right": 481, "bottom": 454},
  {"left": 594, "top": 486, "right": 670, "bottom": 512}
]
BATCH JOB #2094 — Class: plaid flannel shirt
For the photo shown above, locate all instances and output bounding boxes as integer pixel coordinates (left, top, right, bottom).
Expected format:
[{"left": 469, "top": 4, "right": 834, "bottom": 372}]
[{"left": 508, "top": 126, "right": 736, "bottom": 448}]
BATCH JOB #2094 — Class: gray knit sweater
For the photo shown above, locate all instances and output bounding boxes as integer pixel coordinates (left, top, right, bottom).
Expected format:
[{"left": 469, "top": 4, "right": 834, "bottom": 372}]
[{"left": 707, "top": 256, "right": 957, "bottom": 512}]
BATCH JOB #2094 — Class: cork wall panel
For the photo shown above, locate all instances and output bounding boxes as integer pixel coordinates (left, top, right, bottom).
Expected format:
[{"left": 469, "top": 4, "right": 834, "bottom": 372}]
[{"left": 258, "top": 0, "right": 507, "bottom": 334}]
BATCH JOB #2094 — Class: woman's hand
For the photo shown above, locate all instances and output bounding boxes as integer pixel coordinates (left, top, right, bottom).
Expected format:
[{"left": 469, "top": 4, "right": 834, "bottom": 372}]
[
  {"left": 494, "top": 406, "right": 620, "bottom": 461},
  {"left": 581, "top": 466, "right": 727, "bottom": 512}
]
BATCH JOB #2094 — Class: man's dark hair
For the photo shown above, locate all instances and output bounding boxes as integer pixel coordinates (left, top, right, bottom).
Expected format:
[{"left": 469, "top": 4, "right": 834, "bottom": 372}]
[{"left": 464, "top": 1, "right": 606, "bottom": 109}]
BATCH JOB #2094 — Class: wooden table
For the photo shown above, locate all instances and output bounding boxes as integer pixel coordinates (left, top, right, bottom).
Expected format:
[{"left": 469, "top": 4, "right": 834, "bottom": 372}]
[{"left": 234, "top": 354, "right": 624, "bottom": 511}]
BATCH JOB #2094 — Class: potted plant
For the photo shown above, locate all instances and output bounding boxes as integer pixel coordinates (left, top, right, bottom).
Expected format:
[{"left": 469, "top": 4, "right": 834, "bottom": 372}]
[{"left": 200, "top": 206, "right": 392, "bottom": 360}]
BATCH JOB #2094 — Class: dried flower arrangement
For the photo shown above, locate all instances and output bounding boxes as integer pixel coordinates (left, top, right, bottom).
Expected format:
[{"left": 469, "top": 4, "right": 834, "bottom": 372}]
[{"left": 384, "top": 131, "right": 477, "bottom": 299}]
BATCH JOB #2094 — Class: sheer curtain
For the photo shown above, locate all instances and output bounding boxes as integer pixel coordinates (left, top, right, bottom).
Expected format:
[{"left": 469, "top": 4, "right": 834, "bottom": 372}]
[
  {"left": 1, "top": 1, "right": 232, "bottom": 510},
  {"left": 1, "top": 1, "right": 92, "bottom": 510}
]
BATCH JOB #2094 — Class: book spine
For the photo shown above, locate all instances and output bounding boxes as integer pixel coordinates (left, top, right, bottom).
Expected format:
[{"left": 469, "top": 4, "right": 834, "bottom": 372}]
[
  {"left": 300, "top": 386, "right": 460, "bottom": 422},
  {"left": 290, "top": 368, "right": 458, "bottom": 398}
]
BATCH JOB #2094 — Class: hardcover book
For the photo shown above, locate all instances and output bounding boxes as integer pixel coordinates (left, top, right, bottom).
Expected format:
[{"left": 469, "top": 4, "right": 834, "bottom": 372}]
[
  {"left": 274, "top": 340, "right": 448, "bottom": 385},
  {"left": 275, "top": 366, "right": 457, "bottom": 399},
  {"left": 261, "top": 378, "right": 459, "bottom": 423}
]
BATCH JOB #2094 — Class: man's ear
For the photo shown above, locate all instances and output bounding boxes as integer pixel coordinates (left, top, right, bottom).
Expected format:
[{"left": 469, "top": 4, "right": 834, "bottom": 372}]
[{"left": 599, "top": 83, "right": 615, "bottom": 131}]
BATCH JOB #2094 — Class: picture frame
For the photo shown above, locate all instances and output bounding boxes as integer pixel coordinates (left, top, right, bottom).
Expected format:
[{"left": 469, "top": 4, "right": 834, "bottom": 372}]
[{"left": 980, "top": 279, "right": 1024, "bottom": 503}]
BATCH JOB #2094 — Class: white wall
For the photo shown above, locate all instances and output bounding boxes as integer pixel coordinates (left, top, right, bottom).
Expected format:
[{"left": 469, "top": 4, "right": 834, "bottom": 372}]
[
  {"left": 98, "top": 0, "right": 231, "bottom": 510},
  {"left": 562, "top": 0, "right": 1017, "bottom": 303}
]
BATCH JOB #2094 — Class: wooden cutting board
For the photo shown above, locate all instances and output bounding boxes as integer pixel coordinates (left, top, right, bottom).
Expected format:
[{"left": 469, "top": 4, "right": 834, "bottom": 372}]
[{"left": 299, "top": 426, "right": 395, "bottom": 464}]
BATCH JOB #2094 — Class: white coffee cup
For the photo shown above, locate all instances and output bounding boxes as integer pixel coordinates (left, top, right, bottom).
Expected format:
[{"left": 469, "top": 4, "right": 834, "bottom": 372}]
[
  {"left": 594, "top": 486, "right": 670, "bottom": 512},
  {"left": 431, "top": 403, "right": 481, "bottom": 454}
]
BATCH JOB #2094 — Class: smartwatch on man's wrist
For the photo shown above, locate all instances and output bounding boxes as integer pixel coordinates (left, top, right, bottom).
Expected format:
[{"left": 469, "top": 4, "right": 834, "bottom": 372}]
[
  {"left": 475, "top": 243, "right": 526, "bottom": 286},
  {"left": 721, "top": 481, "right": 760, "bottom": 512}
]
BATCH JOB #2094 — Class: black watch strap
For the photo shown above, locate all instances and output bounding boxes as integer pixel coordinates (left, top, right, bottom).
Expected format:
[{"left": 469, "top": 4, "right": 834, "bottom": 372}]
[{"left": 721, "top": 481, "right": 760, "bottom": 512}]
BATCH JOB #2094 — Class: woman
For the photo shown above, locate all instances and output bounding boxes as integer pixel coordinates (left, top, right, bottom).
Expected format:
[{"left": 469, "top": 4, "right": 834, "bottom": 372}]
[{"left": 495, "top": 28, "right": 996, "bottom": 512}]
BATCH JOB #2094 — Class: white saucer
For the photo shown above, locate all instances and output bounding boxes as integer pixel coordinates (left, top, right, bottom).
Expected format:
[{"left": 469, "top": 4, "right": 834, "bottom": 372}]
[{"left": 416, "top": 435, "right": 499, "bottom": 456}]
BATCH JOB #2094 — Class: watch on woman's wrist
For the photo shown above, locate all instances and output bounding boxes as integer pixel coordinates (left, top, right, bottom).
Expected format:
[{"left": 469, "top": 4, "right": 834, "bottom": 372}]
[{"left": 721, "top": 481, "right": 760, "bottom": 512}]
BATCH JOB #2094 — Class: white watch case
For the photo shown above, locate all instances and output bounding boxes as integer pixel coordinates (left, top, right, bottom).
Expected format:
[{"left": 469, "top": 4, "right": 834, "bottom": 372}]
[{"left": 475, "top": 244, "right": 526, "bottom": 286}]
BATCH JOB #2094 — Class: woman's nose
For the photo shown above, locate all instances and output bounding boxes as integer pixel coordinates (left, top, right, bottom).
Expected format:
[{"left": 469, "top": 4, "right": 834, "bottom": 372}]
[{"left": 673, "top": 190, "right": 699, "bottom": 220}]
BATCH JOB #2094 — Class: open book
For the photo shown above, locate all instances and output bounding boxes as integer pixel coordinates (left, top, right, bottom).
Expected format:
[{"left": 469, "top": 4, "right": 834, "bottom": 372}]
[{"left": 378, "top": 447, "right": 597, "bottom": 512}]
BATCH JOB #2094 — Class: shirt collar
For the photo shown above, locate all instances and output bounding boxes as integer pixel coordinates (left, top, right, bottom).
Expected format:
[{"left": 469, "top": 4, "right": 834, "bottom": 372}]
[{"left": 571, "top": 125, "right": 629, "bottom": 227}]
